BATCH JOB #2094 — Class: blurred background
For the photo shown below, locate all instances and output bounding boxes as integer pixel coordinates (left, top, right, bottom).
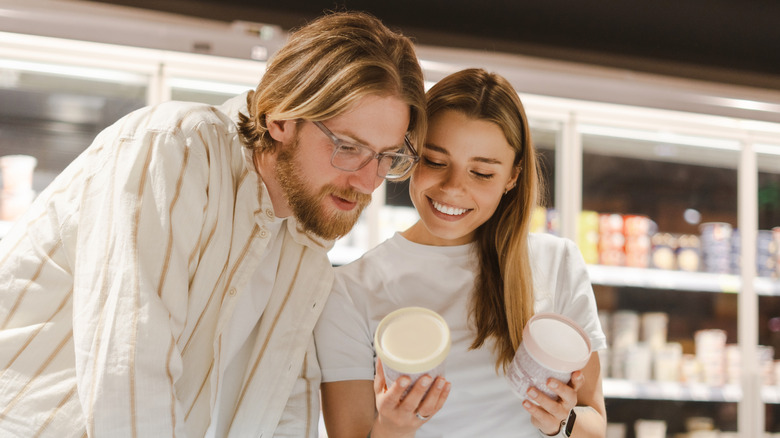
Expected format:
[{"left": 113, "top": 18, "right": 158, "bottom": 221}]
[{"left": 2, "top": 1, "right": 780, "bottom": 437}]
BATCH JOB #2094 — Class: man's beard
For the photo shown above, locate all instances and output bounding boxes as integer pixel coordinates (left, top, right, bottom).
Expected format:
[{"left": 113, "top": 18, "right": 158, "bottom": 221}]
[{"left": 275, "top": 138, "right": 372, "bottom": 240}]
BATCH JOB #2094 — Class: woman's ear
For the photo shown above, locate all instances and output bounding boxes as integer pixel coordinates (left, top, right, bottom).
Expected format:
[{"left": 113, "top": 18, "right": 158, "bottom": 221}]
[
  {"left": 266, "top": 119, "right": 297, "bottom": 143},
  {"left": 505, "top": 161, "right": 521, "bottom": 192}
]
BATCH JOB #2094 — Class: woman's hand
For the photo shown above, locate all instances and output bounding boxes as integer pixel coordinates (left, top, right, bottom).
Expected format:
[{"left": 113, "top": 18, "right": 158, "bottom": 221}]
[
  {"left": 370, "top": 358, "right": 451, "bottom": 438},
  {"left": 522, "top": 371, "right": 584, "bottom": 436}
]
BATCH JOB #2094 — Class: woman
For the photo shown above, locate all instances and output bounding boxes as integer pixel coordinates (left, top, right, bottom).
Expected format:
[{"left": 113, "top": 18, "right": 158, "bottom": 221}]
[{"left": 314, "top": 68, "right": 607, "bottom": 437}]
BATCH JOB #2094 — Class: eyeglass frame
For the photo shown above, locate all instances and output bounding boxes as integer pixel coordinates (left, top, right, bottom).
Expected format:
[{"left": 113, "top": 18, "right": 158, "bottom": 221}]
[{"left": 312, "top": 120, "right": 420, "bottom": 180}]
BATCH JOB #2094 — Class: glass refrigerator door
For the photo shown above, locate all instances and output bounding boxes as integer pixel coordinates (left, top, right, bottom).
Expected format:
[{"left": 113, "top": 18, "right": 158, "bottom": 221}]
[
  {"left": 169, "top": 78, "right": 255, "bottom": 105},
  {"left": 0, "top": 60, "right": 148, "bottom": 226},
  {"left": 529, "top": 120, "right": 559, "bottom": 233},
  {"left": 580, "top": 123, "right": 744, "bottom": 434},
  {"left": 756, "top": 142, "right": 780, "bottom": 433}
]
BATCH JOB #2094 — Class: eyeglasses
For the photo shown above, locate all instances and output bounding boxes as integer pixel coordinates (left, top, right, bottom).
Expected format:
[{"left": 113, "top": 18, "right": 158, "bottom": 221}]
[{"left": 313, "top": 121, "right": 419, "bottom": 181}]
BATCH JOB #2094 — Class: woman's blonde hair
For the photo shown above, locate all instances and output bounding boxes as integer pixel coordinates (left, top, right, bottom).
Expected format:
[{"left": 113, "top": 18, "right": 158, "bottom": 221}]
[
  {"left": 238, "top": 11, "right": 426, "bottom": 155},
  {"left": 425, "top": 68, "right": 544, "bottom": 371}
]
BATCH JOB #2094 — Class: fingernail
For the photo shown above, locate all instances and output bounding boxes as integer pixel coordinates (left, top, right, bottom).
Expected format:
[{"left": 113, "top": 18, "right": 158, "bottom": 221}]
[
  {"left": 527, "top": 389, "right": 538, "bottom": 398},
  {"left": 436, "top": 379, "right": 445, "bottom": 389},
  {"left": 549, "top": 380, "right": 558, "bottom": 389},
  {"left": 522, "top": 400, "right": 532, "bottom": 409},
  {"left": 399, "top": 378, "right": 410, "bottom": 388},
  {"left": 420, "top": 376, "right": 432, "bottom": 388}
]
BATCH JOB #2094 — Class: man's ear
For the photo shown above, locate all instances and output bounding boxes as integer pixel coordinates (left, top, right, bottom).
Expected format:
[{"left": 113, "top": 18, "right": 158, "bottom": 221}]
[{"left": 267, "top": 119, "right": 297, "bottom": 143}]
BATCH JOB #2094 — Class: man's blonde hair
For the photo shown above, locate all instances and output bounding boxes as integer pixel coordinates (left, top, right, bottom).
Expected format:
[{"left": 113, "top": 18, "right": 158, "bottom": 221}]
[{"left": 238, "top": 11, "right": 426, "bottom": 153}]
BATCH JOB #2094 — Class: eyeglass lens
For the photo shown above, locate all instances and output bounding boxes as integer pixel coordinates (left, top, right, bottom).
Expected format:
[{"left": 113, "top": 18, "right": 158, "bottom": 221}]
[{"left": 314, "top": 121, "right": 416, "bottom": 180}]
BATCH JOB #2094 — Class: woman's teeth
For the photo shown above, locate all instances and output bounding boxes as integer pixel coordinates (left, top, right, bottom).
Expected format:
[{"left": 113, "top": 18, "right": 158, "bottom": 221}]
[{"left": 432, "top": 200, "right": 468, "bottom": 216}]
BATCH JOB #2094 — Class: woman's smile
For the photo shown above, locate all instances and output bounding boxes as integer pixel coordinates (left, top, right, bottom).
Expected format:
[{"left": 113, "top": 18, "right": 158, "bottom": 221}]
[{"left": 429, "top": 197, "right": 472, "bottom": 217}]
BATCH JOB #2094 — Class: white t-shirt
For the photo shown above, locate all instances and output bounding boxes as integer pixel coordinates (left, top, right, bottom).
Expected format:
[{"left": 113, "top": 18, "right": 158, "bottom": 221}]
[{"left": 314, "top": 232, "right": 607, "bottom": 438}]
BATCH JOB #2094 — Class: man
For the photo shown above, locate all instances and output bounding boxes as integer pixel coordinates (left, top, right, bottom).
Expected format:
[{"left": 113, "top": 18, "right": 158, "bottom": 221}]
[{"left": 0, "top": 11, "right": 425, "bottom": 437}]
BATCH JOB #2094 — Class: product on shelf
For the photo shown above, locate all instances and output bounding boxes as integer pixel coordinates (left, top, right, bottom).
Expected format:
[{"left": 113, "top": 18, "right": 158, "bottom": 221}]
[
  {"left": 546, "top": 208, "right": 560, "bottom": 236},
  {"left": 530, "top": 206, "right": 560, "bottom": 235},
  {"left": 578, "top": 210, "right": 599, "bottom": 264},
  {"left": 530, "top": 206, "right": 547, "bottom": 234},
  {"left": 542, "top": 207, "right": 777, "bottom": 277},
  {"left": 699, "top": 222, "right": 733, "bottom": 274},
  {"left": 0, "top": 154, "right": 37, "bottom": 222},
  {"left": 731, "top": 229, "right": 778, "bottom": 277},
  {"left": 774, "top": 227, "right": 780, "bottom": 278},
  {"left": 651, "top": 232, "right": 678, "bottom": 270},
  {"left": 695, "top": 329, "right": 727, "bottom": 386},
  {"left": 641, "top": 312, "right": 668, "bottom": 351},
  {"left": 725, "top": 344, "right": 777, "bottom": 386},
  {"left": 605, "top": 423, "right": 626, "bottom": 438},
  {"left": 760, "top": 346, "right": 775, "bottom": 386},
  {"left": 680, "top": 353, "right": 702, "bottom": 384},
  {"left": 654, "top": 342, "right": 683, "bottom": 382},
  {"left": 606, "top": 310, "right": 683, "bottom": 383},
  {"left": 634, "top": 419, "right": 666, "bottom": 438},
  {"left": 600, "top": 308, "right": 780, "bottom": 388},
  {"left": 725, "top": 344, "right": 740, "bottom": 385},
  {"left": 599, "top": 213, "right": 626, "bottom": 266},
  {"left": 609, "top": 310, "right": 640, "bottom": 380},
  {"left": 624, "top": 343, "right": 652, "bottom": 382},
  {"left": 624, "top": 215, "right": 656, "bottom": 268},
  {"left": 676, "top": 234, "right": 702, "bottom": 272}
]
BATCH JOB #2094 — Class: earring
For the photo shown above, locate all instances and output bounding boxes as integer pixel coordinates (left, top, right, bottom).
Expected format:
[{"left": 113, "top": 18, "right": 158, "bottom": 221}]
[{"left": 505, "top": 182, "right": 516, "bottom": 195}]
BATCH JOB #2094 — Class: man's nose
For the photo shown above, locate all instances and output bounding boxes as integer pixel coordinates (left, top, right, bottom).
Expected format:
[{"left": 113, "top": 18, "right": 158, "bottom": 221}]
[{"left": 349, "top": 159, "right": 383, "bottom": 194}]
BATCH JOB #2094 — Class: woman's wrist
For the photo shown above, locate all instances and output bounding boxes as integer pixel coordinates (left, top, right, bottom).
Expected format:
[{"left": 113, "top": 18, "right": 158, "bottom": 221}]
[
  {"left": 539, "top": 409, "right": 576, "bottom": 437},
  {"left": 370, "top": 420, "right": 415, "bottom": 438}
]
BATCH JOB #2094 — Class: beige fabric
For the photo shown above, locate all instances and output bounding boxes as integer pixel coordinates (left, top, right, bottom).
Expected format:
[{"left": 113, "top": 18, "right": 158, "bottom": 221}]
[{"left": 0, "top": 93, "right": 333, "bottom": 437}]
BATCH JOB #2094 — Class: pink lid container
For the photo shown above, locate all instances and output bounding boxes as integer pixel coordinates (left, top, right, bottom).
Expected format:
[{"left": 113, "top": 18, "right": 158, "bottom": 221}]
[
  {"left": 506, "top": 312, "right": 592, "bottom": 399},
  {"left": 523, "top": 312, "right": 591, "bottom": 372}
]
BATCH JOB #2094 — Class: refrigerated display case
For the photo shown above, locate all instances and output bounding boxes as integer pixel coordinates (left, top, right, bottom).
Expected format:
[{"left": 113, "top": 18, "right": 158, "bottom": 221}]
[{"left": 3, "top": 2, "right": 780, "bottom": 436}]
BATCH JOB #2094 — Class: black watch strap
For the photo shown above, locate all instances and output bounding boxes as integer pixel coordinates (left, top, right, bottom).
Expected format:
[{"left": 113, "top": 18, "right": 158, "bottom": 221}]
[{"left": 563, "top": 408, "right": 576, "bottom": 437}]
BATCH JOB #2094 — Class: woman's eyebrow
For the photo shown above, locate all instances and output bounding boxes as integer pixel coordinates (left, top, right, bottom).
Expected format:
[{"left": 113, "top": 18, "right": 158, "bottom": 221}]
[
  {"left": 424, "top": 143, "right": 449, "bottom": 155},
  {"left": 425, "top": 142, "right": 504, "bottom": 165},
  {"left": 471, "top": 156, "right": 503, "bottom": 165}
]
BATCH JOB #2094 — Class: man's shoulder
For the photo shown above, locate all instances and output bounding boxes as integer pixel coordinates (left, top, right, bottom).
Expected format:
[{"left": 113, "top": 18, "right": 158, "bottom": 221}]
[{"left": 115, "top": 95, "right": 246, "bottom": 141}]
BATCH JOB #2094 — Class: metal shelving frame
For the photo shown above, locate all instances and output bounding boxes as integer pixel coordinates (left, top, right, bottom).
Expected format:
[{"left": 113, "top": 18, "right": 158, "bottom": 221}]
[{"left": 3, "top": 3, "right": 780, "bottom": 434}]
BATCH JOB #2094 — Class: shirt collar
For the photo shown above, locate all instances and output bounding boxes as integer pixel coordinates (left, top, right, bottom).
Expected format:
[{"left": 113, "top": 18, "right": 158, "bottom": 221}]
[
  {"left": 221, "top": 91, "right": 335, "bottom": 253},
  {"left": 253, "top": 168, "right": 335, "bottom": 252}
]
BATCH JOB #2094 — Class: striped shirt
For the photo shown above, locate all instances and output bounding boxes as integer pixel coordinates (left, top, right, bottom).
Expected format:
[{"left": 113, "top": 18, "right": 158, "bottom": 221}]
[{"left": 0, "top": 93, "right": 334, "bottom": 437}]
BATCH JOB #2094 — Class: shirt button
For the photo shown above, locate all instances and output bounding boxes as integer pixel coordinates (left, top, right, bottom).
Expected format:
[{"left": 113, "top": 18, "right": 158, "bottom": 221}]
[
  {"left": 265, "top": 209, "right": 274, "bottom": 219},
  {"left": 258, "top": 229, "right": 269, "bottom": 239},
  {"left": 228, "top": 288, "right": 237, "bottom": 296}
]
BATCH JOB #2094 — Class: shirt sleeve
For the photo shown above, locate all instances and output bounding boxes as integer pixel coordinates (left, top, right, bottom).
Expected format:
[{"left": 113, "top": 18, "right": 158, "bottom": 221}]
[
  {"left": 314, "top": 271, "right": 377, "bottom": 383},
  {"left": 555, "top": 238, "right": 608, "bottom": 352},
  {"left": 70, "top": 110, "right": 225, "bottom": 436}
]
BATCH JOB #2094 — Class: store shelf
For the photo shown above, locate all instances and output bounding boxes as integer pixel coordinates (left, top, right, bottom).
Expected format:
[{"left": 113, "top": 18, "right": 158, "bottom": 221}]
[
  {"left": 604, "top": 378, "right": 741, "bottom": 402},
  {"left": 604, "top": 378, "right": 780, "bottom": 404},
  {"left": 587, "top": 264, "right": 780, "bottom": 296}
]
